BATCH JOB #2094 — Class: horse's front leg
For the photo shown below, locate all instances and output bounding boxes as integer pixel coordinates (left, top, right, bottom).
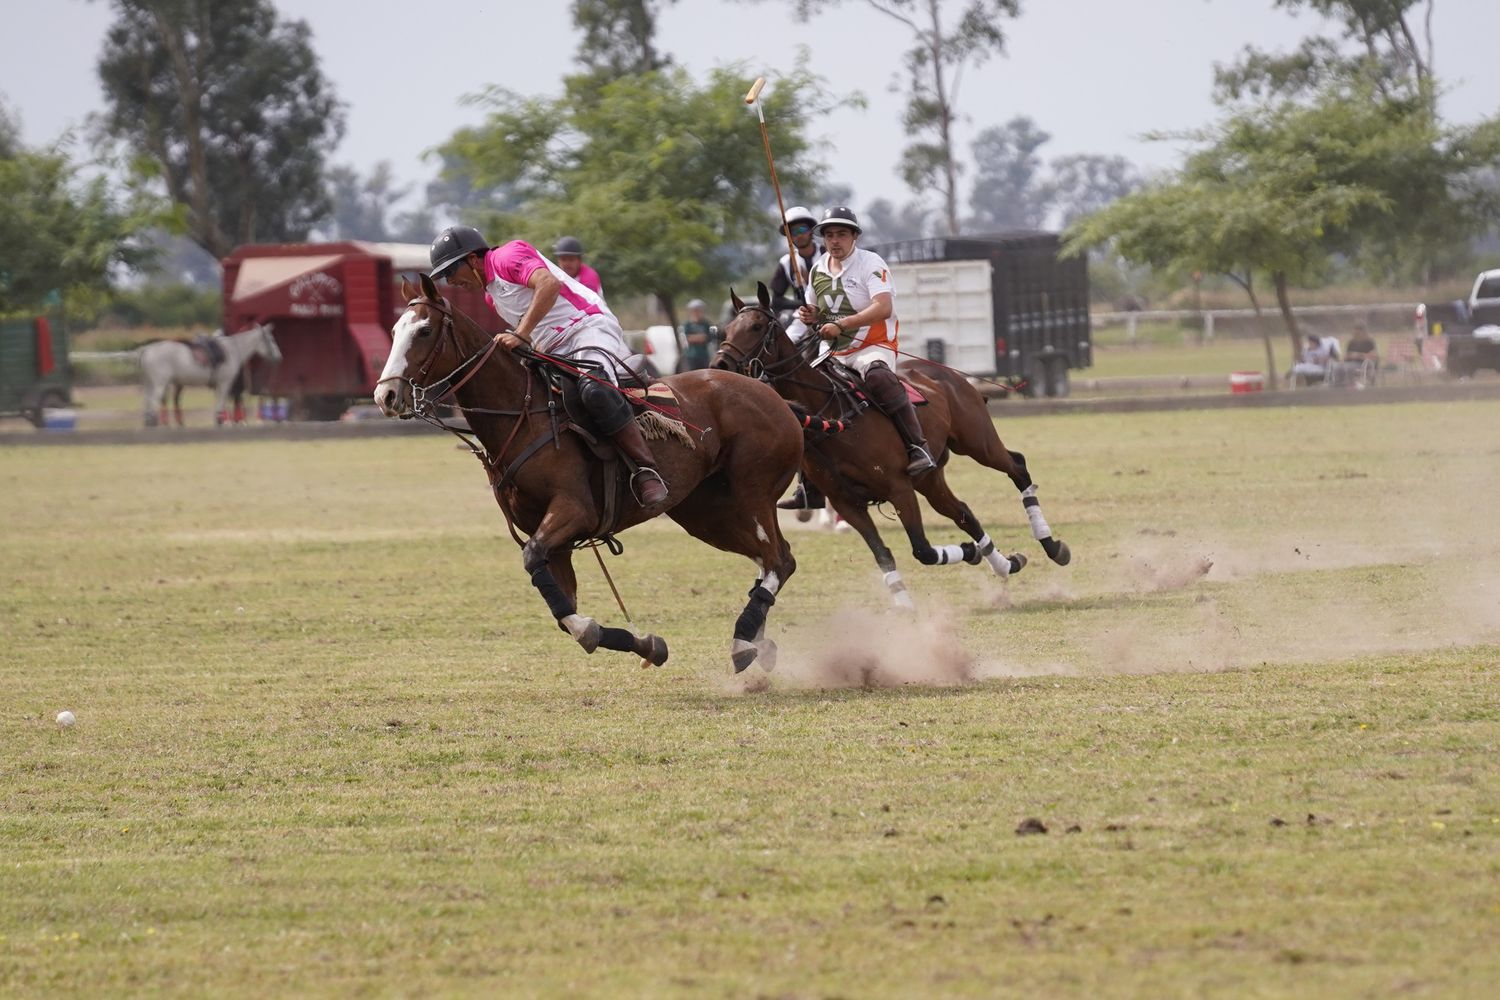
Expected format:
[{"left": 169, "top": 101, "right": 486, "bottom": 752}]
[
  {"left": 211, "top": 374, "right": 230, "bottom": 426},
  {"left": 522, "top": 506, "right": 669, "bottom": 666}
]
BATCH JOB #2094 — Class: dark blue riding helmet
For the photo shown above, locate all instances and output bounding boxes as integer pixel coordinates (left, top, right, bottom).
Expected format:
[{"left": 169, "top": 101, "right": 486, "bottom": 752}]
[{"left": 430, "top": 225, "right": 490, "bottom": 279}]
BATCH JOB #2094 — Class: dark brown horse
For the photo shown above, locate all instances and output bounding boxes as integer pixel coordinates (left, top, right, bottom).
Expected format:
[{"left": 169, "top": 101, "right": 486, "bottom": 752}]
[
  {"left": 713, "top": 282, "right": 1070, "bottom": 608},
  {"left": 375, "top": 274, "right": 802, "bottom": 673}
]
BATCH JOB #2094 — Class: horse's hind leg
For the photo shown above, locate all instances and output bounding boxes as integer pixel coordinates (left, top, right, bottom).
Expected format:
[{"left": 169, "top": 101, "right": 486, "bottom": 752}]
[
  {"left": 173, "top": 384, "right": 186, "bottom": 427},
  {"left": 522, "top": 507, "right": 669, "bottom": 666},
  {"left": 1004, "top": 449, "right": 1070, "bottom": 566},
  {"left": 949, "top": 416, "right": 1071, "bottom": 567},
  {"left": 917, "top": 471, "right": 1028, "bottom": 580}
]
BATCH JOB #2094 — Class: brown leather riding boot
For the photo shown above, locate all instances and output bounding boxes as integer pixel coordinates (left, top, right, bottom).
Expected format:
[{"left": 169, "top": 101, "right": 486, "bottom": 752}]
[
  {"left": 609, "top": 417, "right": 669, "bottom": 508},
  {"left": 863, "top": 366, "right": 936, "bottom": 476}
]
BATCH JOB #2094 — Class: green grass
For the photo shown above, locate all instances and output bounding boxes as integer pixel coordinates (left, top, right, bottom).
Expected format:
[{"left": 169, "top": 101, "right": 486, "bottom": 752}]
[
  {"left": 1088, "top": 339, "right": 1273, "bottom": 380},
  {"left": 3, "top": 404, "right": 1498, "bottom": 996}
]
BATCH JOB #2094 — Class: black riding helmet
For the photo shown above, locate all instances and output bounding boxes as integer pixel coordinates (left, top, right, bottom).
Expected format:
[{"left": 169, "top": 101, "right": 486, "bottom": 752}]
[
  {"left": 813, "top": 206, "right": 862, "bottom": 237},
  {"left": 430, "top": 225, "right": 490, "bottom": 279},
  {"left": 553, "top": 235, "right": 585, "bottom": 256}
]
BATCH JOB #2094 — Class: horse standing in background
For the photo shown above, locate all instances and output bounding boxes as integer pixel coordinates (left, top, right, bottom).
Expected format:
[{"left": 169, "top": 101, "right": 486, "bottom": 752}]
[{"left": 138, "top": 323, "right": 280, "bottom": 427}]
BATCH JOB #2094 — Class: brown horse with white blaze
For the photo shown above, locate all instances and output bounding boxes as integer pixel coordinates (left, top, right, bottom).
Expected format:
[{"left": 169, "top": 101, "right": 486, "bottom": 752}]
[
  {"left": 713, "top": 283, "right": 1071, "bottom": 608},
  {"left": 375, "top": 275, "right": 802, "bottom": 673}
]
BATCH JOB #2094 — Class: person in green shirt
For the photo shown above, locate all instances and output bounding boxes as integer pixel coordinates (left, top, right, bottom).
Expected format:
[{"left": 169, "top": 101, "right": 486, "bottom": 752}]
[{"left": 679, "top": 299, "right": 717, "bottom": 371}]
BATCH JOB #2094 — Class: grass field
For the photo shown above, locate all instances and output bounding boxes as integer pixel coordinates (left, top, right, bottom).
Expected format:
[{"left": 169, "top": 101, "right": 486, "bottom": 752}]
[{"left": 3, "top": 402, "right": 1498, "bottom": 996}]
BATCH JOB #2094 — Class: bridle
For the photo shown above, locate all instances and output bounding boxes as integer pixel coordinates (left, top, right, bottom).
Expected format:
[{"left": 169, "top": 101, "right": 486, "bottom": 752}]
[
  {"left": 715, "top": 304, "right": 817, "bottom": 383},
  {"left": 377, "top": 295, "right": 502, "bottom": 418}
]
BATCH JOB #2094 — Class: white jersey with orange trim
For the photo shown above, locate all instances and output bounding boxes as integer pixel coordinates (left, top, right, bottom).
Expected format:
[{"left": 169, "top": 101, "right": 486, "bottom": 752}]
[{"left": 805, "top": 247, "right": 899, "bottom": 362}]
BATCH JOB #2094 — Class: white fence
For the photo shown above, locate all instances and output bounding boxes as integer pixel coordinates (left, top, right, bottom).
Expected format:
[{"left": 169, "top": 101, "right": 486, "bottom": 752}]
[{"left": 1093, "top": 302, "right": 1419, "bottom": 343}]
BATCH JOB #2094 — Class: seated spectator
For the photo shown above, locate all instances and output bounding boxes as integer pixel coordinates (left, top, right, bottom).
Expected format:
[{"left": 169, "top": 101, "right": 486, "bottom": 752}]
[
  {"left": 1346, "top": 322, "right": 1378, "bottom": 364},
  {"left": 1290, "top": 333, "right": 1333, "bottom": 385}
]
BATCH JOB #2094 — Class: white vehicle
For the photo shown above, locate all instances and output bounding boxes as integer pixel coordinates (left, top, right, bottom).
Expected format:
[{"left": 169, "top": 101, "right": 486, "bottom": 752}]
[{"left": 640, "top": 324, "right": 679, "bottom": 376}]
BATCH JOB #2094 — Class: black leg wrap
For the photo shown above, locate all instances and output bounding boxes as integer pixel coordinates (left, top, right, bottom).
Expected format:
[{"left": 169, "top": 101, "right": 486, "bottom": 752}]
[
  {"left": 961, "top": 541, "right": 981, "bottom": 565},
  {"left": 1009, "top": 450, "right": 1034, "bottom": 491},
  {"left": 530, "top": 565, "right": 577, "bottom": 622},
  {"left": 733, "top": 586, "right": 777, "bottom": 643},
  {"left": 913, "top": 544, "right": 940, "bottom": 566},
  {"left": 1040, "top": 536, "right": 1062, "bottom": 559},
  {"left": 598, "top": 626, "right": 639, "bottom": 652}
]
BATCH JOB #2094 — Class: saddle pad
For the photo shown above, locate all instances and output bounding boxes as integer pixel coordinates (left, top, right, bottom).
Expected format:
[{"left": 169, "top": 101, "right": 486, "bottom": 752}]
[
  {"left": 622, "top": 382, "right": 683, "bottom": 421},
  {"left": 841, "top": 376, "right": 928, "bottom": 406}
]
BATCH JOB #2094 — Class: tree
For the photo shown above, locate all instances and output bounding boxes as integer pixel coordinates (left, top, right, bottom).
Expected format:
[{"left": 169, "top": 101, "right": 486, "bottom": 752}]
[
  {"left": 438, "top": 67, "right": 825, "bottom": 341},
  {"left": 96, "top": 0, "right": 346, "bottom": 259},
  {"left": 738, "top": 0, "right": 1020, "bottom": 235},
  {"left": 967, "top": 116, "right": 1053, "bottom": 230},
  {"left": 1215, "top": 0, "right": 1435, "bottom": 106},
  {"left": 0, "top": 104, "right": 158, "bottom": 313},
  {"left": 571, "top": 0, "right": 678, "bottom": 83},
  {"left": 1047, "top": 154, "right": 1142, "bottom": 230},
  {"left": 863, "top": 197, "right": 935, "bottom": 243},
  {"left": 320, "top": 162, "right": 431, "bottom": 244},
  {"left": 1066, "top": 91, "right": 1417, "bottom": 386}
]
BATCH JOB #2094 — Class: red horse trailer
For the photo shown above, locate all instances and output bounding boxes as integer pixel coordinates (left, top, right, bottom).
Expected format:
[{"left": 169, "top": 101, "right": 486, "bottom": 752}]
[{"left": 222, "top": 241, "right": 504, "bottom": 419}]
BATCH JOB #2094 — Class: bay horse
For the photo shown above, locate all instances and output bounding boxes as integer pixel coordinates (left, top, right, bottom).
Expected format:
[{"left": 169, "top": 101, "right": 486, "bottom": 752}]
[
  {"left": 139, "top": 322, "right": 281, "bottom": 427},
  {"left": 374, "top": 274, "right": 802, "bottom": 674},
  {"left": 713, "top": 283, "right": 1071, "bottom": 609}
]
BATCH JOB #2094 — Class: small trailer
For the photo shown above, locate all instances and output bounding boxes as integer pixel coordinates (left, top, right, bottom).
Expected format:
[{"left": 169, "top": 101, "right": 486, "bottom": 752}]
[
  {"left": 869, "top": 232, "right": 1092, "bottom": 397},
  {"left": 0, "top": 316, "right": 71, "bottom": 427},
  {"left": 221, "top": 241, "right": 504, "bottom": 419}
]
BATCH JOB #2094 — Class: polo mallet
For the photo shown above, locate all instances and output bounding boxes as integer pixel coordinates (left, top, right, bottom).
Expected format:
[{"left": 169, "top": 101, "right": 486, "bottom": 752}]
[{"left": 744, "top": 77, "right": 807, "bottom": 300}]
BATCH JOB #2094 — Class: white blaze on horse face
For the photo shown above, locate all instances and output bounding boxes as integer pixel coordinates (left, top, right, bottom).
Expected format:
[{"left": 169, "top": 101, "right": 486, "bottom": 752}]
[{"left": 376, "top": 307, "right": 424, "bottom": 413}]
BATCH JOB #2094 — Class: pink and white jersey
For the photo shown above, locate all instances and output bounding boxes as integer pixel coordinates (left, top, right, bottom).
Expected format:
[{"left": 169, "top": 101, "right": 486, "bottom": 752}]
[{"left": 481, "top": 241, "right": 607, "bottom": 353}]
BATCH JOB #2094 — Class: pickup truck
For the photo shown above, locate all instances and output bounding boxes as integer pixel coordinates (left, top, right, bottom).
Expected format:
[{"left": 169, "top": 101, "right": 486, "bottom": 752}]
[{"left": 1414, "top": 268, "right": 1500, "bottom": 377}]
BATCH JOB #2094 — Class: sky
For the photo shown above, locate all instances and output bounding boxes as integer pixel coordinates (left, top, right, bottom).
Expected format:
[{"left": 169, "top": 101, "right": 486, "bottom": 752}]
[{"left": 3, "top": 0, "right": 1499, "bottom": 220}]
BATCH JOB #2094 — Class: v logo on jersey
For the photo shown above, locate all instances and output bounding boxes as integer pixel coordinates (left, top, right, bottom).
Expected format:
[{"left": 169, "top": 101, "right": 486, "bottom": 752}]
[{"left": 821, "top": 293, "right": 848, "bottom": 314}]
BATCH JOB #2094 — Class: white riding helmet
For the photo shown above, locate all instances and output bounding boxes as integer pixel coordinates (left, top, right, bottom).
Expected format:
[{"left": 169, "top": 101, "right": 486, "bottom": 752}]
[{"left": 780, "top": 205, "right": 818, "bottom": 235}]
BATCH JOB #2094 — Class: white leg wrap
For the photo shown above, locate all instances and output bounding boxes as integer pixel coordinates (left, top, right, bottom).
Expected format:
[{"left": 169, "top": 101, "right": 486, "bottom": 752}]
[
  {"left": 934, "top": 544, "right": 967, "bottom": 565},
  {"left": 762, "top": 570, "right": 781, "bottom": 596},
  {"left": 883, "top": 570, "right": 915, "bottom": 609},
  {"left": 985, "top": 549, "right": 1011, "bottom": 578},
  {"left": 1022, "top": 486, "right": 1051, "bottom": 541}
]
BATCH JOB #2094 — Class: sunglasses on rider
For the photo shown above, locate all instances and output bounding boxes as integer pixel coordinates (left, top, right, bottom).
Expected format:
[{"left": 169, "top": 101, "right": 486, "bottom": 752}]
[{"left": 789, "top": 223, "right": 813, "bottom": 235}]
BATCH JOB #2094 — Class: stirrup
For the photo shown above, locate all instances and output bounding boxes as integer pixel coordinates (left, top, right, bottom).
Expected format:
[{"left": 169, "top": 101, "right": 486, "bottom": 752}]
[
  {"left": 777, "top": 484, "right": 825, "bottom": 511},
  {"left": 905, "top": 445, "right": 936, "bottom": 476},
  {"left": 630, "top": 467, "right": 669, "bottom": 507}
]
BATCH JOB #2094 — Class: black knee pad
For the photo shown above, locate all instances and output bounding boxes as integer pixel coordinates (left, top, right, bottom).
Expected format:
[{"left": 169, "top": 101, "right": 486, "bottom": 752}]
[{"left": 579, "top": 377, "right": 633, "bottom": 435}]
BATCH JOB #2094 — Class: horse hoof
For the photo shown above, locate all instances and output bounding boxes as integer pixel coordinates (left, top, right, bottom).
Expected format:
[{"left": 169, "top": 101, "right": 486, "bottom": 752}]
[
  {"left": 1008, "top": 553, "right": 1028, "bottom": 576},
  {"left": 640, "top": 634, "right": 669, "bottom": 667},
  {"left": 731, "top": 639, "right": 758, "bottom": 673},
  {"left": 756, "top": 638, "right": 778, "bottom": 673},
  {"left": 1051, "top": 541, "right": 1071, "bottom": 566}
]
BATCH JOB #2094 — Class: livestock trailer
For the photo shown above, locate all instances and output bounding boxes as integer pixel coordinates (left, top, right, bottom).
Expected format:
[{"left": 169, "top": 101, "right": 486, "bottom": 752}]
[
  {"left": 868, "top": 232, "right": 1091, "bottom": 397},
  {"left": 0, "top": 316, "right": 71, "bottom": 426},
  {"left": 221, "top": 241, "right": 504, "bottom": 419}
]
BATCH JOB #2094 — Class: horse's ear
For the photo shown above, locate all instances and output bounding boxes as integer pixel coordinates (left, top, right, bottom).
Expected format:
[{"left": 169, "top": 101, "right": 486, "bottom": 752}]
[
  {"left": 729, "top": 288, "right": 745, "bottom": 314},
  {"left": 419, "top": 272, "right": 440, "bottom": 300},
  {"left": 756, "top": 281, "right": 771, "bottom": 309},
  {"left": 400, "top": 276, "right": 417, "bottom": 301}
]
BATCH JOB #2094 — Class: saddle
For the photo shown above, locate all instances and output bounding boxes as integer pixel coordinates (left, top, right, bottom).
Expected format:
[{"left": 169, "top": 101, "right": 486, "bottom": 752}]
[
  {"left": 512, "top": 359, "right": 694, "bottom": 540},
  {"left": 188, "top": 335, "right": 226, "bottom": 370}
]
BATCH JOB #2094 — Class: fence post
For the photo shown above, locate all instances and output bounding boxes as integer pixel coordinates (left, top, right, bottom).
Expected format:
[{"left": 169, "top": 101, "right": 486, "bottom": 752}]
[
  {"left": 1126, "top": 313, "right": 1138, "bottom": 344},
  {"left": 1204, "top": 312, "right": 1214, "bottom": 342}
]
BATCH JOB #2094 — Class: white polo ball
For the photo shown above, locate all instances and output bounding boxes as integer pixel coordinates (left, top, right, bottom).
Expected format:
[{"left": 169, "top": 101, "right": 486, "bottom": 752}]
[{"left": 56, "top": 711, "right": 76, "bottom": 728}]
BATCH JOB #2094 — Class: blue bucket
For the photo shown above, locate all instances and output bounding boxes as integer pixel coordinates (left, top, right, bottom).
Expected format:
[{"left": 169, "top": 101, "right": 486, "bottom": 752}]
[{"left": 42, "top": 408, "right": 77, "bottom": 430}]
